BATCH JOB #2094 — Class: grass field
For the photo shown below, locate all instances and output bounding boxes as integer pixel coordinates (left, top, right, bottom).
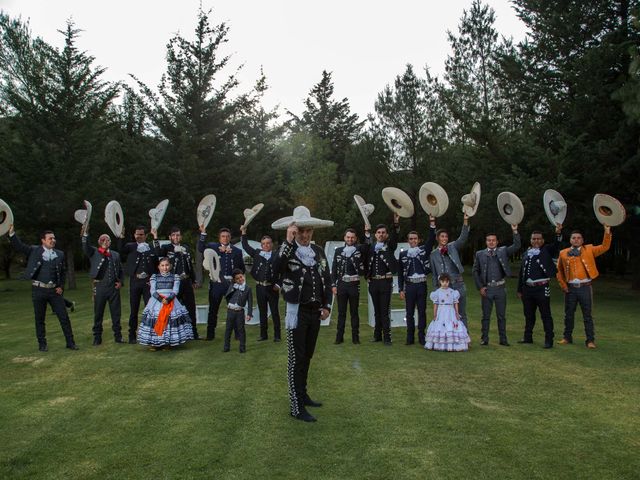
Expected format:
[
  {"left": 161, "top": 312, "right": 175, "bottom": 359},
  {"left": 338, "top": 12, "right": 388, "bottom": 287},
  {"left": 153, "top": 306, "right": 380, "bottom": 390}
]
[{"left": 1, "top": 271, "right": 638, "bottom": 479}]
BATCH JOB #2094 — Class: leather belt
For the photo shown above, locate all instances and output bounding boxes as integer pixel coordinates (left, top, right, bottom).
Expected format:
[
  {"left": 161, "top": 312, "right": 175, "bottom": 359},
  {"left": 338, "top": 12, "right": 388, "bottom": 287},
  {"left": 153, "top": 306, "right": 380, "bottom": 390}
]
[
  {"left": 32, "top": 281, "right": 56, "bottom": 289},
  {"left": 406, "top": 276, "right": 427, "bottom": 284},
  {"left": 135, "top": 272, "right": 148, "bottom": 279},
  {"left": 486, "top": 280, "right": 506, "bottom": 287},
  {"left": 227, "top": 306, "right": 244, "bottom": 312},
  {"left": 178, "top": 273, "right": 189, "bottom": 280},
  {"left": 371, "top": 274, "right": 393, "bottom": 280},
  {"left": 526, "top": 279, "right": 549, "bottom": 287},
  {"left": 569, "top": 281, "right": 592, "bottom": 288},
  {"left": 341, "top": 275, "right": 360, "bottom": 283},
  {"left": 256, "top": 281, "right": 272, "bottom": 287}
]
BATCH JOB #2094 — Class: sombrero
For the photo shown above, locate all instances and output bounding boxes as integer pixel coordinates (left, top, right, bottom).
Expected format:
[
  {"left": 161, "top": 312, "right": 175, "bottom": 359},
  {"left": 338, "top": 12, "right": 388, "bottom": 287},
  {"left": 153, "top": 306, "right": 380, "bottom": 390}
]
[
  {"left": 593, "top": 194, "right": 626, "bottom": 227},
  {"left": 543, "top": 189, "right": 567, "bottom": 226},
  {"left": 241, "top": 203, "right": 264, "bottom": 228},
  {"left": 105, "top": 200, "right": 124, "bottom": 238},
  {"left": 271, "top": 206, "right": 334, "bottom": 230},
  {"left": 354, "top": 195, "right": 375, "bottom": 229},
  {"left": 497, "top": 192, "right": 524, "bottom": 225},
  {"left": 74, "top": 200, "right": 93, "bottom": 233},
  {"left": 382, "top": 187, "right": 414, "bottom": 218},
  {"left": 197, "top": 194, "right": 217, "bottom": 229},
  {"left": 149, "top": 199, "right": 169, "bottom": 230},
  {"left": 0, "top": 198, "right": 14, "bottom": 237},
  {"left": 203, "top": 248, "right": 221, "bottom": 282},
  {"left": 419, "top": 182, "right": 449, "bottom": 217},
  {"left": 461, "top": 182, "right": 481, "bottom": 217}
]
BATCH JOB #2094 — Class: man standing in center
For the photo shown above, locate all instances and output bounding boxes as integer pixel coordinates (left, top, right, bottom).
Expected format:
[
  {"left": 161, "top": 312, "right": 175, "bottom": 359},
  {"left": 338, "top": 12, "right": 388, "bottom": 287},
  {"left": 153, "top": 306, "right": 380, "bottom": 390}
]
[
  {"left": 198, "top": 225, "right": 245, "bottom": 341},
  {"left": 365, "top": 213, "right": 400, "bottom": 346},
  {"left": 331, "top": 228, "right": 368, "bottom": 345},
  {"left": 272, "top": 207, "right": 333, "bottom": 423},
  {"left": 398, "top": 218, "right": 436, "bottom": 346},
  {"left": 472, "top": 225, "right": 520, "bottom": 346}
]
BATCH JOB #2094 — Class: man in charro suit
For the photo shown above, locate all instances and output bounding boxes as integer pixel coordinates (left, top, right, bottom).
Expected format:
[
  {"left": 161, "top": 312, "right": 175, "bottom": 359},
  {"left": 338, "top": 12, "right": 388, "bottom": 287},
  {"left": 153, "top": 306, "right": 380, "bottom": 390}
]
[
  {"left": 8, "top": 224, "right": 78, "bottom": 351},
  {"left": 472, "top": 224, "right": 521, "bottom": 346},
  {"left": 82, "top": 226, "right": 124, "bottom": 345},
  {"left": 331, "top": 228, "right": 368, "bottom": 345},
  {"left": 556, "top": 225, "right": 611, "bottom": 349},
  {"left": 516, "top": 224, "right": 563, "bottom": 349},
  {"left": 117, "top": 225, "right": 157, "bottom": 343},
  {"left": 398, "top": 218, "right": 436, "bottom": 346},
  {"left": 240, "top": 225, "right": 281, "bottom": 342},
  {"left": 152, "top": 226, "right": 201, "bottom": 340}
]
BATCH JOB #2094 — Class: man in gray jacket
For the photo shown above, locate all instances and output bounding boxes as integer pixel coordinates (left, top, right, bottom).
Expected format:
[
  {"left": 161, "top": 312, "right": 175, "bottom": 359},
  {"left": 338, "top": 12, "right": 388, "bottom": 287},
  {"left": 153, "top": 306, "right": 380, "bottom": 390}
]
[
  {"left": 472, "top": 225, "right": 521, "bottom": 346},
  {"left": 82, "top": 227, "right": 124, "bottom": 345},
  {"left": 430, "top": 213, "right": 470, "bottom": 327}
]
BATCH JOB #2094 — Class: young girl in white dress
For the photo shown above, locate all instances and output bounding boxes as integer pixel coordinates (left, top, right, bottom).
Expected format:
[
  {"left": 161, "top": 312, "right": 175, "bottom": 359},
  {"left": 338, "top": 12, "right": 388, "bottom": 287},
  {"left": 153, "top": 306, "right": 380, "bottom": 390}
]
[{"left": 425, "top": 273, "right": 471, "bottom": 351}]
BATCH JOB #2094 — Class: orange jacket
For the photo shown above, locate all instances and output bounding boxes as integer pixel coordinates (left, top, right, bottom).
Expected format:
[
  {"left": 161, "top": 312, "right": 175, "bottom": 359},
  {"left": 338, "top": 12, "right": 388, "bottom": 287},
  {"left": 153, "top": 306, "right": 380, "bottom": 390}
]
[{"left": 556, "top": 231, "right": 612, "bottom": 290}]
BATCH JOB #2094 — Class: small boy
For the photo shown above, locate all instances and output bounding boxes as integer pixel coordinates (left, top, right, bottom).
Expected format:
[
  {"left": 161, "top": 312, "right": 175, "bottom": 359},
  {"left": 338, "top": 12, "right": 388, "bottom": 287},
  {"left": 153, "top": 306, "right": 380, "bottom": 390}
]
[{"left": 223, "top": 269, "right": 253, "bottom": 353}]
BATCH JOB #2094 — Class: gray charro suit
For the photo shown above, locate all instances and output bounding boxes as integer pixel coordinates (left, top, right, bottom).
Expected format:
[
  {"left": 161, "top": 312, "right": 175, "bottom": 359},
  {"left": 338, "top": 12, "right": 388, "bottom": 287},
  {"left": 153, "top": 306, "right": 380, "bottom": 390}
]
[
  {"left": 472, "top": 232, "right": 521, "bottom": 344},
  {"left": 429, "top": 223, "right": 470, "bottom": 326}
]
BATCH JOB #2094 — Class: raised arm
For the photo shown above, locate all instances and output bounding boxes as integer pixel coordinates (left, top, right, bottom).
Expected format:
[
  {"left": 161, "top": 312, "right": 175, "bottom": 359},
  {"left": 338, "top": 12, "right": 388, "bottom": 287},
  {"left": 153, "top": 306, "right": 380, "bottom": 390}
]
[
  {"left": 241, "top": 233, "right": 258, "bottom": 258},
  {"left": 592, "top": 225, "right": 612, "bottom": 257},
  {"left": 452, "top": 215, "right": 470, "bottom": 249},
  {"left": 505, "top": 225, "right": 521, "bottom": 255}
]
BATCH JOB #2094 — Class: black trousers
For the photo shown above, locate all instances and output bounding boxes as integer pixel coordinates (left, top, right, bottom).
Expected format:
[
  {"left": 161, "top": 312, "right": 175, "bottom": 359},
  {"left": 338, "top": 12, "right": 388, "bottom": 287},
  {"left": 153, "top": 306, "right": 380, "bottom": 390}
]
[
  {"left": 521, "top": 284, "right": 554, "bottom": 343},
  {"left": 335, "top": 281, "right": 360, "bottom": 341},
  {"left": 563, "top": 285, "right": 595, "bottom": 344},
  {"left": 128, "top": 277, "right": 150, "bottom": 337},
  {"left": 32, "top": 287, "right": 75, "bottom": 347},
  {"left": 224, "top": 310, "right": 246, "bottom": 350},
  {"left": 405, "top": 281, "right": 427, "bottom": 344},
  {"left": 480, "top": 285, "right": 508, "bottom": 343},
  {"left": 207, "top": 280, "right": 230, "bottom": 339},
  {"left": 368, "top": 278, "right": 393, "bottom": 341},
  {"left": 287, "top": 304, "right": 321, "bottom": 416},
  {"left": 178, "top": 280, "right": 199, "bottom": 339},
  {"left": 256, "top": 284, "right": 281, "bottom": 340},
  {"left": 93, "top": 283, "right": 122, "bottom": 339}
]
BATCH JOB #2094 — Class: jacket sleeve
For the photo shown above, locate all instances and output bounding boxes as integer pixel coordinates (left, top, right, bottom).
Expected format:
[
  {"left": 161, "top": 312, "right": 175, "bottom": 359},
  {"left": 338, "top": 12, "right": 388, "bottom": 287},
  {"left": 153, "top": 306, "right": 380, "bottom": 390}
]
[
  {"left": 398, "top": 253, "right": 406, "bottom": 292},
  {"left": 452, "top": 224, "right": 469, "bottom": 250},
  {"left": 197, "top": 233, "right": 208, "bottom": 253},
  {"left": 472, "top": 253, "right": 483, "bottom": 290},
  {"left": 82, "top": 235, "right": 96, "bottom": 258},
  {"left": 331, "top": 249, "right": 339, "bottom": 287},
  {"left": 59, "top": 252, "right": 67, "bottom": 288},
  {"left": 422, "top": 225, "right": 437, "bottom": 252},
  {"left": 152, "top": 240, "right": 163, "bottom": 257},
  {"left": 241, "top": 235, "right": 257, "bottom": 258},
  {"left": 237, "top": 250, "right": 246, "bottom": 274},
  {"left": 591, "top": 231, "right": 612, "bottom": 257},
  {"left": 517, "top": 260, "right": 524, "bottom": 294},
  {"left": 116, "top": 256, "right": 124, "bottom": 285},
  {"left": 556, "top": 254, "right": 568, "bottom": 290},
  {"left": 545, "top": 233, "right": 562, "bottom": 258},
  {"left": 388, "top": 225, "right": 399, "bottom": 253},
  {"left": 9, "top": 233, "right": 33, "bottom": 257},
  {"left": 273, "top": 240, "right": 295, "bottom": 276},
  {"left": 506, "top": 232, "right": 521, "bottom": 255},
  {"left": 321, "top": 253, "right": 333, "bottom": 311},
  {"left": 247, "top": 287, "right": 253, "bottom": 315}
]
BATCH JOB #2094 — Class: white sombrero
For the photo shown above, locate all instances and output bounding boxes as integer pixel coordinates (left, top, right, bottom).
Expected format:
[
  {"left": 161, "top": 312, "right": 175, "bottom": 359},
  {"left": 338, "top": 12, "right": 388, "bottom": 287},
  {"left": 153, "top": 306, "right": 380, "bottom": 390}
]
[
  {"left": 203, "top": 248, "right": 221, "bottom": 282},
  {"left": 0, "top": 198, "right": 14, "bottom": 237},
  {"left": 197, "top": 194, "right": 217, "bottom": 229},
  {"left": 241, "top": 203, "right": 264, "bottom": 228},
  {"left": 149, "top": 199, "right": 169, "bottom": 230},
  {"left": 105, "top": 200, "right": 124, "bottom": 238},
  {"left": 382, "top": 187, "right": 414, "bottom": 218},
  {"left": 419, "top": 182, "right": 449, "bottom": 217},
  {"left": 354, "top": 195, "right": 375, "bottom": 229},
  {"left": 543, "top": 189, "right": 567, "bottom": 226},
  {"left": 74, "top": 200, "right": 93, "bottom": 233},
  {"left": 271, "top": 206, "right": 334, "bottom": 230},
  {"left": 461, "top": 182, "right": 481, "bottom": 217},
  {"left": 593, "top": 193, "right": 626, "bottom": 227},
  {"left": 497, "top": 192, "right": 524, "bottom": 225}
]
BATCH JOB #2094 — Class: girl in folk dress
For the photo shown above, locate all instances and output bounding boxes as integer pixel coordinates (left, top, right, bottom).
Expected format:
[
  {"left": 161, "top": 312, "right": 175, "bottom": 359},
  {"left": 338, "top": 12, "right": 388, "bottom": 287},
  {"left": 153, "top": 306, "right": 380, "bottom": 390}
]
[
  {"left": 425, "top": 273, "right": 471, "bottom": 351},
  {"left": 137, "top": 257, "right": 194, "bottom": 349}
]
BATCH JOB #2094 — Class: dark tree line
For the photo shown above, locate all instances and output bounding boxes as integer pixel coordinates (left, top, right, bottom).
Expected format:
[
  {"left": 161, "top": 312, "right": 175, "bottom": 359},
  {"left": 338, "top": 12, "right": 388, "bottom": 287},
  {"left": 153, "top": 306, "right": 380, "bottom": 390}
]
[{"left": 1, "top": 2, "right": 639, "bottom": 287}]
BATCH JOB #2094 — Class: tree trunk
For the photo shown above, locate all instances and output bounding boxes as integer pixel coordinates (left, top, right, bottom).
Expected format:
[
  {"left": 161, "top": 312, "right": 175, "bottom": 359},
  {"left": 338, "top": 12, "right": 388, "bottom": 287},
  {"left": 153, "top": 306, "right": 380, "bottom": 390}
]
[{"left": 66, "top": 245, "right": 77, "bottom": 290}]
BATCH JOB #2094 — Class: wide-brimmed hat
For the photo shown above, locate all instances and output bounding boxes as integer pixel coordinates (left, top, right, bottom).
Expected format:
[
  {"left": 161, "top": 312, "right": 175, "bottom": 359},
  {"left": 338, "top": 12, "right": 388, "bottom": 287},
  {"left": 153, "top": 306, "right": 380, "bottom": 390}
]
[
  {"left": 197, "top": 194, "right": 217, "bottom": 229},
  {"left": 382, "top": 187, "right": 414, "bottom": 218},
  {"left": 74, "top": 200, "right": 93, "bottom": 232},
  {"left": 0, "top": 198, "right": 14, "bottom": 237},
  {"left": 419, "top": 182, "right": 449, "bottom": 217},
  {"left": 461, "top": 182, "right": 481, "bottom": 217},
  {"left": 543, "top": 189, "right": 567, "bottom": 226},
  {"left": 271, "top": 206, "right": 334, "bottom": 230},
  {"left": 593, "top": 193, "right": 626, "bottom": 227},
  {"left": 497, "top": 192, "right": 524, "bottom": 225},
  {"left": 241, "top": 203, "right": 264, "bottom": 228},
  {"left": 354, "top": 195, "right": 375, "bottom": 228},
  {"left": 104, "top": 200, "right": 124, "bottom": 238},
  {"left": 149, "top": 199, "right": 169, "bottom": 230},
  {"left": 203, "top": 248, "right": 221, "bottom": 282}
]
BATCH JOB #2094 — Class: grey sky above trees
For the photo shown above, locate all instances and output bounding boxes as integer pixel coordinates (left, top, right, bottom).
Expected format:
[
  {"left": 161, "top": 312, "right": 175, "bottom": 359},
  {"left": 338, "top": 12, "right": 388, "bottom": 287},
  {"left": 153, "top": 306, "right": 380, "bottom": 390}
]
[{"left": 0, "top": 0, "right": 526, "bottom": 118}]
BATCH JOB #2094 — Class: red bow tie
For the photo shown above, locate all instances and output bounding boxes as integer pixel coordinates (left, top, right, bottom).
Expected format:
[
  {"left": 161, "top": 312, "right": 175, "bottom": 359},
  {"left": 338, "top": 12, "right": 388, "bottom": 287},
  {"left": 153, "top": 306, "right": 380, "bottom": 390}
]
[
  {"left": 440, "top": 246, "right": 448, "bottom": 255},
  {"left": 98, "top": 247, "right": 111, "bottom": 257}
]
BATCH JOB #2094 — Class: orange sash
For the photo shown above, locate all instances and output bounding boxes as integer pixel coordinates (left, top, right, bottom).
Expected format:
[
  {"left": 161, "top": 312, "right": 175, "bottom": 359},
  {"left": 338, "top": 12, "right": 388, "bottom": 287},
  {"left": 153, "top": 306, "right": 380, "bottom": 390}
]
[{"left": 154, "top": 296, "right": 174, "bottom": 336}]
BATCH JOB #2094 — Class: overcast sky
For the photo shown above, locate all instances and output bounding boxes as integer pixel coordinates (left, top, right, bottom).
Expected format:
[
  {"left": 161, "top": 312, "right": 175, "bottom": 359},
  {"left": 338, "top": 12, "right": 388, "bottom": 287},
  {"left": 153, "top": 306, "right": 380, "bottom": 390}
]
[{"left": 0, "top": 0, "right": 527, "bottom": 119}]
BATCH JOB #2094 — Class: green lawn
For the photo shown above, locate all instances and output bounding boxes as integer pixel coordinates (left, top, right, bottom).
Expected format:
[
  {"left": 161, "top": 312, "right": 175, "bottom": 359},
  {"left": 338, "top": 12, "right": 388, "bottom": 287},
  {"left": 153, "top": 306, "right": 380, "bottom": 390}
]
[{"left": 0, "top": 272, "right": 638, "bottom": 479}]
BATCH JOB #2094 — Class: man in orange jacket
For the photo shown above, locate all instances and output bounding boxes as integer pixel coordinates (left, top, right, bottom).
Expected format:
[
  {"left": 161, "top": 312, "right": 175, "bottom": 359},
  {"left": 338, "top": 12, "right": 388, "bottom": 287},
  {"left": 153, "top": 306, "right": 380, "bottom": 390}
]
[{"left": 556, "top": 224, "right": 611, "bottom": 349}]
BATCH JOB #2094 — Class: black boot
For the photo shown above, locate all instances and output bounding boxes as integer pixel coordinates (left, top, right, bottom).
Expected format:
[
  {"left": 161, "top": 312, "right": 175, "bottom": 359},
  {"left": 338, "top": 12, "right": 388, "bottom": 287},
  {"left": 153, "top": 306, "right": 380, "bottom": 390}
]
[
  {"left": 93, "top": 336, "right": 102, "bottom": 346},
  {"left": 291, "top": 408, "right": 317, "bottom": 422},
  {"left": 38, "top": 342, "right": 48, "bottom": 352}
]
